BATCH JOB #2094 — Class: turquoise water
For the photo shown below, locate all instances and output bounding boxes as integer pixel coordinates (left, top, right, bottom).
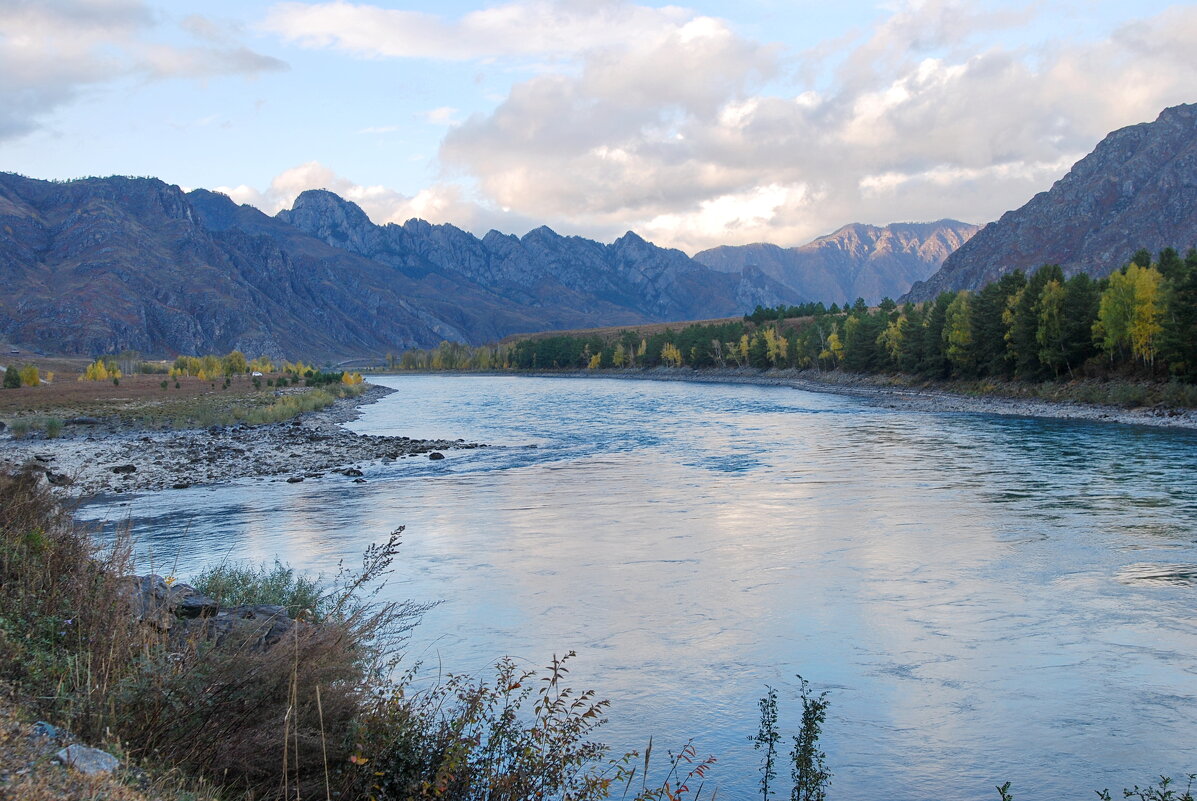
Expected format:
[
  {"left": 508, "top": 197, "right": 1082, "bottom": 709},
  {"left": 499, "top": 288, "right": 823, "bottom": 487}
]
[{"left": 80, "top": 375, "right": 1197, "bottom": 800}]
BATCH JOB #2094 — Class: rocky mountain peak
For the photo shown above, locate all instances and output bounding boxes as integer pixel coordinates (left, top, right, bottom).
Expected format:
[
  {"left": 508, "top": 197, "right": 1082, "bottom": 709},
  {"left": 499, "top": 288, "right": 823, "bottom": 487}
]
[
  {"left": 905, "top": 104, "right": 1197, "bottom": 301},
  {"left": 277, "top": 189, "right": 376, "bottom": 247},
  {"left": 694, "top": 219, "right": 978, "bottom": 304}
]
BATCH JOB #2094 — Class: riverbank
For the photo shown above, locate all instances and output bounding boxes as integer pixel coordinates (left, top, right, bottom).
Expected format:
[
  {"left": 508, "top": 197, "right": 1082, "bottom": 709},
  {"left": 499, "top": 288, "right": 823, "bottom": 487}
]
[
  {"left": 0, "top": 383, "right": 486, "bottom": 496},
  {"left": 523, "top": 367, "right": 1197, "bottom": 430}
]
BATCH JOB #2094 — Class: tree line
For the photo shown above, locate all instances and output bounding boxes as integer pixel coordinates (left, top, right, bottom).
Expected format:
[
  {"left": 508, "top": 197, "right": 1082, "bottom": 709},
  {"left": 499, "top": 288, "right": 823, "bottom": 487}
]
[{"left": 394, "top": 247, "right": 1197, "bottom": 384}]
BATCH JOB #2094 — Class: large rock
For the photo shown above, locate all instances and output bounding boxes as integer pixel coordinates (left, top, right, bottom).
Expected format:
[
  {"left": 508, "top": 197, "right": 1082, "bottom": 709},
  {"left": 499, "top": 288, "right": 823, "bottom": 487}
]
[{"left": 56, "top": 744, "right": 120, "bottom": 775}]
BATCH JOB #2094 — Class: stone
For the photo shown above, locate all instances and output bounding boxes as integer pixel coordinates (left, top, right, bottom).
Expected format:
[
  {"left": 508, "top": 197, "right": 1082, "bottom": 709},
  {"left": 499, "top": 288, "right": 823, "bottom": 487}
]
[
  {"left": 175, "top": 593, "right": 219, "bottom": 619},
  {"left": 172, "top": 482, "right": 191, "bottom": 490},
  {"left": 353, "top": 477, "right": 367, "bottom": 483},
  {"left": 286, "top": 475, "right": 304, "bottom": 483},
  {"left": 343, "top": 468, "right": 363, "bottom": 477},
  {"left": 65, "top": 416, "right": 101, "bottom": 425},
  {"left": 30, "top": 721, "right": 59, "bottom": 742},
  {"left": 111, "top": 464, "right": 137, "bottom": 474},
  {"left": 428, "top": 451, "right": 445, "bottom": 460},
  {"left": 57, "top": 744, "right": 120, "bottom": 775}
]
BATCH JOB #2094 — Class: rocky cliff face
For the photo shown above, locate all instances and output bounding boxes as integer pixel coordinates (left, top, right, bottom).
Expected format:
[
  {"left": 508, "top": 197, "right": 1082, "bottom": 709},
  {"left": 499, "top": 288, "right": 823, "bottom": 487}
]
[
  {"left": 0, "top": 175, "right": 799, "bottom": 359},
  {"left": 0, "top": 174, "right": 472, "bottom": 360},
  {"left": 277, "top": 190, "right": 798, "bottom": 325},
  {"left": 905, "top": 104, "right": 1197, "bottom": 301},
  {"left": 694, "top": 220, "right": 977, "bottom": 305}
]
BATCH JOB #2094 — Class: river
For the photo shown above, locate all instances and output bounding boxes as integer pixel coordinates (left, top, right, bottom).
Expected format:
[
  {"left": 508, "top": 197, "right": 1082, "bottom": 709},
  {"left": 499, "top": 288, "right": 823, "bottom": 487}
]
[{"left": 78, "top": 374, "right": 1197, "bottom": 800}]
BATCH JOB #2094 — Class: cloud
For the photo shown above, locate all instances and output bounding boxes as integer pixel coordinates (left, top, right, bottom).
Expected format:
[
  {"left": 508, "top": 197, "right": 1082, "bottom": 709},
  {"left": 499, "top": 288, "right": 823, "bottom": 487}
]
[
  {"left": 262, "top": 0, "right": 692, "bottom": 61},
  {"left": 419, "top": 106, "right": 458, "bottom": 125},
  {"left": 216, "top": 160, "right": 540, "bottom": 234},
  {"left": 429, "top": 1, "right": 1197, "bottom": 252},
  {"left": 0, "top": 1, "right": 285, "bottom": 140}
]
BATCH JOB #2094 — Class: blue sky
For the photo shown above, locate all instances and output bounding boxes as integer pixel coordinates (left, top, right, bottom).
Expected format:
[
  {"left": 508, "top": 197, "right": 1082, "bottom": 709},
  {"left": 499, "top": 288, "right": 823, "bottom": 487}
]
[{"left": 1, "top": 0, "right": 1193, "bottom": 252}]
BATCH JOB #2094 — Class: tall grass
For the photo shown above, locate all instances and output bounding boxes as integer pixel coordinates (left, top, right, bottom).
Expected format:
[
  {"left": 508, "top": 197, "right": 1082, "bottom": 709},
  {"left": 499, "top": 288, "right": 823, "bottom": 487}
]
[
  {"left": 232, "top": 384, "right": 365, "bottom": 426},
  {"left": 0, "top": 467, "right": 709, "bottom": 801}
]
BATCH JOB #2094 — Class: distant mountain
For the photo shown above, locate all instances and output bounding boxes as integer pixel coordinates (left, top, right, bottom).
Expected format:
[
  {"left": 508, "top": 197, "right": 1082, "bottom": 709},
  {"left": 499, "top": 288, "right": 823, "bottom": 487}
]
[
  {"left": 693, "top": 220, "right": 978, "bottom": 305},
  {"left": 905, "top": 104, "right": 1197, "bottom": 301},
  {"left": 0, "top": 174, "right": 798, "bottom": 360},
  {"left": 277, "top": 189, "right": 797, "bottom": 329}
]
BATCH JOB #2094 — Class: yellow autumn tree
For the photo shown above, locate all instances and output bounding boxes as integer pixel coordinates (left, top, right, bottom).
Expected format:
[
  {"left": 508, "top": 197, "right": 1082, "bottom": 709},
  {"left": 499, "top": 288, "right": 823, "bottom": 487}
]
[
  {"left": 660, "top": 342, "right": 684, "bottom": 367},
  {"left": 80, "top": 359, "right": 118, "bottom": 381},
  {"left": 18, "top": 365, "right": 39, "bottom": 387},
  {"left": 1094, "top": 263, "right": 1164, "bottom": 366},
  {"left": 587, "top": 352, "right": 602, "bottom": 369}
]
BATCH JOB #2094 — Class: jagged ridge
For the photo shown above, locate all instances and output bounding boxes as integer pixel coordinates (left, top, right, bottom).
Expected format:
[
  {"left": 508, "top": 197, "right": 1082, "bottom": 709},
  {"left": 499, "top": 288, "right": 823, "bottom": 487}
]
[
  {"left": 905, "top": 104, "right": 1197, "bottom": 301},
  {"left": 693, "top": 220, "right": 978, "bottom": 305}
]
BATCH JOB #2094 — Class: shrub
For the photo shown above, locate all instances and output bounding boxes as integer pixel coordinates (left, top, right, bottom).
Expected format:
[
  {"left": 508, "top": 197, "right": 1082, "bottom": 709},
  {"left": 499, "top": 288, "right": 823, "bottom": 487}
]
[
  {"left": 160, "top": 380, "right": 168, "bottom": 390},
  {"left": 193, "top": 559, "right": 326, "bottom": 621},
  {"left": 2, "top": 365, "right": 19, "bottom": 389},
  {"left": 9, "top": 419, "right": 29, "bottom": 438},
  {"left": 0, "top": 469, "right": 428, "bottom": 799},
  {"left": 112, "top": 377, "right": 120, "bottom": 386},
  {"left": 44, "top": 418, "right": 62, "bottom": 439}
]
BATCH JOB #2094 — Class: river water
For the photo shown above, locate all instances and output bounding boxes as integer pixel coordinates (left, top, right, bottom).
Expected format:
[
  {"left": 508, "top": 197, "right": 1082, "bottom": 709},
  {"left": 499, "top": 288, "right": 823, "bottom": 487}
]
[{"left": 79, "top": 374, "right": 1197, "bottom": 800}]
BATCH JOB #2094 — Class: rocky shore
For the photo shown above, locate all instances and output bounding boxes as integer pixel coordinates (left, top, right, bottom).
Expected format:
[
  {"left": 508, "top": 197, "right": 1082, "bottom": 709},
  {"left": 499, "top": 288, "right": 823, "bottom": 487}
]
[
  {"left": 0, "top": 384, "right": 486, "bottom": 496},
  {"left": 534, "top": 367, "right": 1197, "bottom": 431}
]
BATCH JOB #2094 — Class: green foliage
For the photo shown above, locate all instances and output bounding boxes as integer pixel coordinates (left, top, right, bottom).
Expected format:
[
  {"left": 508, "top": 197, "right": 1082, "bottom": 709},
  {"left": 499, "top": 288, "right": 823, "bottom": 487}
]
[
  {"left": 1095, "top": 774, "right": 1196, "bottom": 801},
  {"left": 753, "top": 686, "right": 781, "bottom": 799},
  {"left": 753, "top": 677, "right": 831, "bottom": 801},
  {"left": 3, "top": 365, "right": 19, "bottom": 389},
  {"left": 43, "top": 417, "right": 62, "bottom": 439},
  {"left": 791, "top": 675, "right": 831, "bottom": 801},
  {"left": 192, "top": 559, "right": 326, "bottom": 620}
]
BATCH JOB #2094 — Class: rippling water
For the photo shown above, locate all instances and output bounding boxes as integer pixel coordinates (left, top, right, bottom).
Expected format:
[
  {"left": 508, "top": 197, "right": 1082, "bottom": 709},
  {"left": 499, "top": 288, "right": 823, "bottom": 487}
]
[{"left": 79, "top": 375, "right": 1197, "bottom": 800}]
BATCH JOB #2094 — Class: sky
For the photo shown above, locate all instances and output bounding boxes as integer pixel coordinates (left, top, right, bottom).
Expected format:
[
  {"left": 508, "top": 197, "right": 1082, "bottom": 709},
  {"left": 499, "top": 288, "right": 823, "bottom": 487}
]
[{"left": 2, "top": 0, "right": 1196, "bottom": 254}]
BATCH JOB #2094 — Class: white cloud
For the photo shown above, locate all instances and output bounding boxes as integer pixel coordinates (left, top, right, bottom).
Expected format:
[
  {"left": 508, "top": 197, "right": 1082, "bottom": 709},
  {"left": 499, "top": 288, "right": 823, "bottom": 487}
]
[
  {"left": 427, "top": 1, "right": 1197, "bottom": 252},
  {"left": 419, "top": 106, "right": 458, "bottom": 125},
  {"left": 262, "top": 0, "right": 692, "bottom": 61},
  {"left": 216, "top": 160, "right": 541, "bottom": 235},
  {"left": 0, "top": 1, "right": 285, "bottom": 140}
]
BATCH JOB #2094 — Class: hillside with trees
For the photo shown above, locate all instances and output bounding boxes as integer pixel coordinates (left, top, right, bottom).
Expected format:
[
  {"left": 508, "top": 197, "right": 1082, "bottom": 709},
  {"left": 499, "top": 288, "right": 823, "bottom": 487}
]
[
  {"left": 907, "top": 104, "right": 1197, "bottom": 301},
  {"left": 397, "top": 248, "right": 1197, "bottom": 403}
]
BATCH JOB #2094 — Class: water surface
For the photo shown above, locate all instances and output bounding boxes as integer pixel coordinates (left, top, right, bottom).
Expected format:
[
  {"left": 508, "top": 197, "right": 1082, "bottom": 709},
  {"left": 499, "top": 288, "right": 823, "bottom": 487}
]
[{"left": 80, "top": 375, "right": 1197, "bottom": 800}]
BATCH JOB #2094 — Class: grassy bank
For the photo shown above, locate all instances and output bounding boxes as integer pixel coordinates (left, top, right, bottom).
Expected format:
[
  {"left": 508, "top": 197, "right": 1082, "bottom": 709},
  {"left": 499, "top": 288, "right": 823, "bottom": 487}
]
[
  {"left": 0, "top": 374, "right": 366, "bottom": 432},
  {"left": 0, "top": 466, "right": 706, "bottom": 801}
]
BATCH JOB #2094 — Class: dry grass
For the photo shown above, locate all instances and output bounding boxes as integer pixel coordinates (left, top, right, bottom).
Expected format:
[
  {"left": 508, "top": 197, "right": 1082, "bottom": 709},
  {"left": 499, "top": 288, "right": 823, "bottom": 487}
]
[
  {"left": 0, "top": 374, "right": 340, "bottom": 429},
  {"left": 0, "top": 466, "right": 412, "bottom": 799}
]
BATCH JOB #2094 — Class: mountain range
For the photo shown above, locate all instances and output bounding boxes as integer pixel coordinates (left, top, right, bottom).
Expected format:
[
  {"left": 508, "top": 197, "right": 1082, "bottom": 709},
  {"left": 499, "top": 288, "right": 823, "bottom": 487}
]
[
  {"left": 906, "top": 103, "right": 1197, "bottom": 301},
  {"left": 694, "top": 220, "right": 977, "bottom": 305},
  {"left": 0, "top": 173, "right": 964, "bottom": 360}
]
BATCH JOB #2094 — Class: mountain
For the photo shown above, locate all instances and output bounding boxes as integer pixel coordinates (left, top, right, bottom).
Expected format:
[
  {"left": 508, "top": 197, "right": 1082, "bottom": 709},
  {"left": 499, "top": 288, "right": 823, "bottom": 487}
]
[
  {"left": 905, "top": 104, "right": 1197, "bottom": 301},
  {"left": 0, "top": 174, "right": 798, "bottom": 360},
  {"left": 693, "top": 220, "right": 978, "bottom": 305},
  {"left": 277, "top": 189, "right": 796, "bottom": 327}
]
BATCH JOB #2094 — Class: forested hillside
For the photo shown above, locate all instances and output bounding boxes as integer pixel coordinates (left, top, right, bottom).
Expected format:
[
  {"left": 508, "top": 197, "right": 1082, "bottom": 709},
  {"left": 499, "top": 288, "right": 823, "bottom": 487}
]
[{"left": 398, "top": 248, "right": 1197, "bottom": 392}]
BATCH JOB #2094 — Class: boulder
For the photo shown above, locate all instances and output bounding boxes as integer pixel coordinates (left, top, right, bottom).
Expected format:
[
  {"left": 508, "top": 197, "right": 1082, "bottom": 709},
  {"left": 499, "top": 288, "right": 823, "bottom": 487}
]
[
  {"left": 428, "top": 452, "right": 445, "bottom": 460},
  {"left": 57, "top": 744, "right": 119, "bottom": 775},
  {"left": 110, "top": 464, "right": 137, "bottom": 474}
]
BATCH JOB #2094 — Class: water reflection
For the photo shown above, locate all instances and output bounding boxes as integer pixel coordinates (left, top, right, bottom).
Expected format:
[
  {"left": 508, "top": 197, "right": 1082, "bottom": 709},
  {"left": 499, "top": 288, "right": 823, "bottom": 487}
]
[{"left": 79, "top": 375, "right": 1197, "bottom": 801}]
